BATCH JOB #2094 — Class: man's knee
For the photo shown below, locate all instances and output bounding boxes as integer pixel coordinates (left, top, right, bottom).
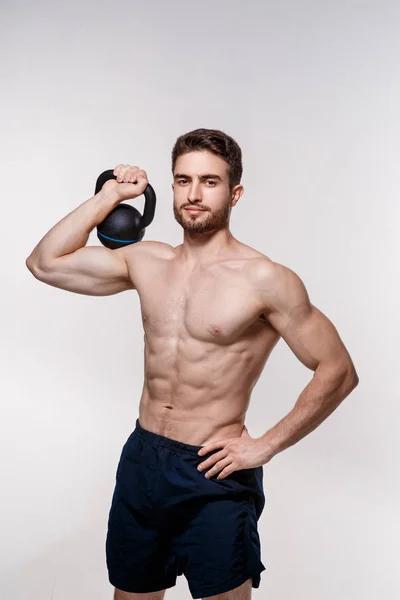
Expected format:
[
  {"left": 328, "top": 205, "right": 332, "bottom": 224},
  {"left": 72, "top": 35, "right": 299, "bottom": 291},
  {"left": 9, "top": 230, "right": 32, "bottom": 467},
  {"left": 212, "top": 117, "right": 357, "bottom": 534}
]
[{"left": 202, "top": 577, "right": 253, "bottom": 599}]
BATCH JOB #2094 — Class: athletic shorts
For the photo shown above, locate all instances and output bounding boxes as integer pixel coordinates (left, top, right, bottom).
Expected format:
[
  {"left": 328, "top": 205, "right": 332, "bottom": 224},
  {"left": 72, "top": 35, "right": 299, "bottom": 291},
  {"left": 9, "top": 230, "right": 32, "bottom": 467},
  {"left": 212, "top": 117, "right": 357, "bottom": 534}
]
[{"left": 106, "top": 418, "right": 266, "bottom": 599}]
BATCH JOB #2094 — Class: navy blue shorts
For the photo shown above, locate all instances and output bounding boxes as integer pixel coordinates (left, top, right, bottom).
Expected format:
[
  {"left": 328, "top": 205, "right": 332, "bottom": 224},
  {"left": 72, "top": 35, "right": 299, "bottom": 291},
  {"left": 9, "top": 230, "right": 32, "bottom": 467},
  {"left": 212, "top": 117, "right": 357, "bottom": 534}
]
[{"left": 106, "top": 418, "right": 266, "bottom": 599}]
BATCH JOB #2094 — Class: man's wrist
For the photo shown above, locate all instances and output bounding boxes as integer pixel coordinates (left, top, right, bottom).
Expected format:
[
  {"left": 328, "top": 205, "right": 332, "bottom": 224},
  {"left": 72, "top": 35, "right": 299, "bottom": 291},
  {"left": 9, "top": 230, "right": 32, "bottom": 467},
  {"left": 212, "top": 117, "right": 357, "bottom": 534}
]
[
  {"left": 96, "top": 188, "right": 121, "bottom": 210},
  {"left": 257, "top": 433, "right": 279, "bottom": 463}
]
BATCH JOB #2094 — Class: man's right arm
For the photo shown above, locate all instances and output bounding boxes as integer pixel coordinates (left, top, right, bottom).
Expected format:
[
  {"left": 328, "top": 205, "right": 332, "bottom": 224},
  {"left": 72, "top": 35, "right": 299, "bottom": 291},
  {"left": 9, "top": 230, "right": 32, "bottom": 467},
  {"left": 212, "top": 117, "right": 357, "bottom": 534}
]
[
  {"left": 26, "top": 244, "right": 137, "bottom": 296},
  {"left": 26, "top": 186, "right": 142, "bottom": 296}
]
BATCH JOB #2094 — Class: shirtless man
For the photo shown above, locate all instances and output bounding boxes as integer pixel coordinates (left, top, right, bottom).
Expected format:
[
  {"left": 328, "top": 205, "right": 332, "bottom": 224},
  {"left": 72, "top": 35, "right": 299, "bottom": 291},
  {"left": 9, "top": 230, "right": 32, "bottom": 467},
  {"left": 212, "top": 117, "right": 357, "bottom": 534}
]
[{"left": 26, "top": 128, "right": 359, "bottom": 600}]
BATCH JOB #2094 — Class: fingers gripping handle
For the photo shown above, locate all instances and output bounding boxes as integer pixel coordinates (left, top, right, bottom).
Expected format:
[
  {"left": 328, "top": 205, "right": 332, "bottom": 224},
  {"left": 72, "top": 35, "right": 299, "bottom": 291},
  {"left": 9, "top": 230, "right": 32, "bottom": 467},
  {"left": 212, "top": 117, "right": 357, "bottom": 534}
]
[{"left": 94, "top": 170, "right": 156, "bottom": 228}]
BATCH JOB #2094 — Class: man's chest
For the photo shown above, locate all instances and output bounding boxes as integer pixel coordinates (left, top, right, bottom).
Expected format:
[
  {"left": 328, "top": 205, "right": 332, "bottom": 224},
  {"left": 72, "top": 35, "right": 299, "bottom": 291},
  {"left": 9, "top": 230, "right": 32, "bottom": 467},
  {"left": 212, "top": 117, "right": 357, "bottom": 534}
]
[{"left": 136, "top": 262, "right": 268, "bottom": 344}]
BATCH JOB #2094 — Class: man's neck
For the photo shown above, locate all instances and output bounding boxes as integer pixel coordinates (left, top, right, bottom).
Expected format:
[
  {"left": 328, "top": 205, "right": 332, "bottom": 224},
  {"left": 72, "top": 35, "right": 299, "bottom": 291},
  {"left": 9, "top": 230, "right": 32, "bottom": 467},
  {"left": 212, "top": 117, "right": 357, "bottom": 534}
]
[{"left": 177, "top": 230, "right": 238, "bottom": 266}]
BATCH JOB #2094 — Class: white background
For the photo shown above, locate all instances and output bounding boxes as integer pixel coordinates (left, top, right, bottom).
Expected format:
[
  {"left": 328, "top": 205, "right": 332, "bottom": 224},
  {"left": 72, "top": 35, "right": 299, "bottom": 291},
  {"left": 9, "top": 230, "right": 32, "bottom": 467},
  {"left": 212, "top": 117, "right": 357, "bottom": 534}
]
[{"left": 1, "top": 0, "right": 399, "bottom": 598}]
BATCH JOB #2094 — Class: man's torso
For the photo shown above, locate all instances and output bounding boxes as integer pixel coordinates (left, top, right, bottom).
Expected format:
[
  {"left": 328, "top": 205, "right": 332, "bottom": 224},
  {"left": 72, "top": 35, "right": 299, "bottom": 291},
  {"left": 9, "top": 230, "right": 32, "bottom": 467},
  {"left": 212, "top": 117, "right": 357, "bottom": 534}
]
[{"left": 126, "top": 240, "right": 281, "bottom": 445}]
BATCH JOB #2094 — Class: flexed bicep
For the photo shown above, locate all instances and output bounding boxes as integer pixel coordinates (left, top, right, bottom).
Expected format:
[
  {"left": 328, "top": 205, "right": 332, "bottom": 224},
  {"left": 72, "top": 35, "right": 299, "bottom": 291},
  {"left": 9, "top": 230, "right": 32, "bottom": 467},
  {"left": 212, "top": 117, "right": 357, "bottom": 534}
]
[{"left": 28, "top": 245, "right": 135, "bottom": 296}]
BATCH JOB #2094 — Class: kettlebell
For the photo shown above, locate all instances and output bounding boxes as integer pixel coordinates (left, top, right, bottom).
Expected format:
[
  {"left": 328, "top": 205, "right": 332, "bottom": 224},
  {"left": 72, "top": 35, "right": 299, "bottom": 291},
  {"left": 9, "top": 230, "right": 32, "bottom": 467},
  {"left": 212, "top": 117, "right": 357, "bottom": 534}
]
[{"left": 95, "top": 169, "right": 156, "bottom": 249}]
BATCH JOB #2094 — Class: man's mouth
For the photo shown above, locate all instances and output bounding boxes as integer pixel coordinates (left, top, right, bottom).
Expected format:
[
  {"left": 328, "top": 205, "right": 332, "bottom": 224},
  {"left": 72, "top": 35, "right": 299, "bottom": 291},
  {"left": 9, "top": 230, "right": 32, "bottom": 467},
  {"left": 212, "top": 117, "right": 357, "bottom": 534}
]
[{"left": 185, "top": 207, "right": 206, "bottom": 212}]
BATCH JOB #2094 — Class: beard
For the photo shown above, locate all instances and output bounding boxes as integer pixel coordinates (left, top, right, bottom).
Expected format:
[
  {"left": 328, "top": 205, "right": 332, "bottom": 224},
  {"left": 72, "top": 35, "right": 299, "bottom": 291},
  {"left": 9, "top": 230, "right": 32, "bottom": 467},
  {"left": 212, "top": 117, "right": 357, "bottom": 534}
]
[{"left": 173, "top": 202, "right": 231, "bottom": 234}]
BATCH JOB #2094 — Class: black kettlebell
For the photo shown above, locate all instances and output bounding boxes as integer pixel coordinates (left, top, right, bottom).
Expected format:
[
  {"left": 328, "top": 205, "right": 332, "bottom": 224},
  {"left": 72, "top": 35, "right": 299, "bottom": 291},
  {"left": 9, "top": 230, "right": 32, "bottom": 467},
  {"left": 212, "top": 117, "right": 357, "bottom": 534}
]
[{"left": 95, "top": 169, "right": 156, "bottom": 249}]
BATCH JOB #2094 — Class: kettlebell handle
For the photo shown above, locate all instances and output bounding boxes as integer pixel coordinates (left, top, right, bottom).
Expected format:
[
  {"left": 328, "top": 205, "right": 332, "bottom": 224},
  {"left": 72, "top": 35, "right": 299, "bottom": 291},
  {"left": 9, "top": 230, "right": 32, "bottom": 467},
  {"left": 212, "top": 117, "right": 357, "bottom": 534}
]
[{"left": 94, "top": 169, "right": 156, "bottom": 229}]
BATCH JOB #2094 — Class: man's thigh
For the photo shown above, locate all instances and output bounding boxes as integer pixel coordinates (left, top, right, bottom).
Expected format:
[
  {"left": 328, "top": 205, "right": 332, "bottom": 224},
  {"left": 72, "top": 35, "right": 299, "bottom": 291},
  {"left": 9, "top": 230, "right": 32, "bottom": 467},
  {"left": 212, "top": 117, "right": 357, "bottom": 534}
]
[
  {"left": 114, "top": 587, "right": 166, "bottom": 599},
  {"left": 202, "top": 577, "right": 252, "bottom": 600},
  {"left": 171, "top": 495, "right": 264, "bottom": 599}
]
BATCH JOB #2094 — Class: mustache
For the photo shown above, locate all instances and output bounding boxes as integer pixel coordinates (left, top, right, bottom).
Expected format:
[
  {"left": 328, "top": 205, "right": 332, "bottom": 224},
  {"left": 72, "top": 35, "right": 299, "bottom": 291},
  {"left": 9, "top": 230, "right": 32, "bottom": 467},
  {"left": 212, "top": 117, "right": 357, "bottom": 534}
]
[{"left": 183, "top": 205, "right": 208, "bottom": 211}]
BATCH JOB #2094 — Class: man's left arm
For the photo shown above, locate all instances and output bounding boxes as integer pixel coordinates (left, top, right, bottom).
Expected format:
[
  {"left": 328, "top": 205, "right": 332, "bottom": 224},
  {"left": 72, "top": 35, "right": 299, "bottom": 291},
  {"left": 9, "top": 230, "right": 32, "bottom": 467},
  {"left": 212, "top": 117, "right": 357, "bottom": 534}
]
[{"left": 255, "top": 261, "right": 359, "bottom": 460}]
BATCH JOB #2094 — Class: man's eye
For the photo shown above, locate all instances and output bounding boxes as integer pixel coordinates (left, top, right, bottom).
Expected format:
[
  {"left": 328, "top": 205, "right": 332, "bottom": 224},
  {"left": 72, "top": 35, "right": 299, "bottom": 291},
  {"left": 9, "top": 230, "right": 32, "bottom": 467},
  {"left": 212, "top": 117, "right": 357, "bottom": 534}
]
[
  {"left": 178, "top": 179, "right": 187, "bottom": 184},
  {"left": 207, "top": 180, "right": 216, "bottom": 185}
]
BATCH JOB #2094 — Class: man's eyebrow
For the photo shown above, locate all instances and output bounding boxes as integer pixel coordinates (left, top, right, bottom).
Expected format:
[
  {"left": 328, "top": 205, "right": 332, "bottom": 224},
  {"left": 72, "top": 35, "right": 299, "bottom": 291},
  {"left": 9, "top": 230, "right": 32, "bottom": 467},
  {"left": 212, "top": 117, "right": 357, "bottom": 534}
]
[{"left": 174, "top": 173, "right": 223, "bottom": 181}]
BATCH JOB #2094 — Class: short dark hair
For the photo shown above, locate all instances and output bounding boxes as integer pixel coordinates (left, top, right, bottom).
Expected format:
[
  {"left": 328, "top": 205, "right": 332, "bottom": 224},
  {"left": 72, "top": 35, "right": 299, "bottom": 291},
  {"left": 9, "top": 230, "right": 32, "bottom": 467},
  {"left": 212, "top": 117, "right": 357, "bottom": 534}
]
[{"left": 171, "top": 128, "right": 243, "bottom": 190}]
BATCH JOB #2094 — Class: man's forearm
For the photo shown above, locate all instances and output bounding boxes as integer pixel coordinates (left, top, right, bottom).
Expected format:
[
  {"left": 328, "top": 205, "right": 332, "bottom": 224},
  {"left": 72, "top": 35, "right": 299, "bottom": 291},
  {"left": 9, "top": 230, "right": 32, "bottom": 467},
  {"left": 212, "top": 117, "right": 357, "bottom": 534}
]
[
  {"left": 259, "top": 366, "right": 359, "bottom": 460},
  {"left": 26, "top": 188, "right": 120, "bottom": 267}
]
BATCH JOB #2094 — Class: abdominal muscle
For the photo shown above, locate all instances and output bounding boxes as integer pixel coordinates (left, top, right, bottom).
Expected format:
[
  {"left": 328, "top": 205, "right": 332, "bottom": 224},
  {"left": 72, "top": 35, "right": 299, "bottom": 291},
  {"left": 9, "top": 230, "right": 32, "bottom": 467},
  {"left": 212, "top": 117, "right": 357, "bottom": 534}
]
[
  {"left": 138, "top": 391, "right": 251, "bottom": 447},
  {"left": 136, "top": 331, "right": 273, "bottom": 446}
]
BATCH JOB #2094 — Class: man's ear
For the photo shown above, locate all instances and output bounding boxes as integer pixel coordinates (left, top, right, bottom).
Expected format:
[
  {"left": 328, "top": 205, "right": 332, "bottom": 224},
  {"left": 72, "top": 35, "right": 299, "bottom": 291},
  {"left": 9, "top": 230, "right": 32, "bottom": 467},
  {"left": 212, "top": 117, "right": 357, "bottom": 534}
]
[{"left": 231, "top": 184, "right": 244, "bottom": 207}]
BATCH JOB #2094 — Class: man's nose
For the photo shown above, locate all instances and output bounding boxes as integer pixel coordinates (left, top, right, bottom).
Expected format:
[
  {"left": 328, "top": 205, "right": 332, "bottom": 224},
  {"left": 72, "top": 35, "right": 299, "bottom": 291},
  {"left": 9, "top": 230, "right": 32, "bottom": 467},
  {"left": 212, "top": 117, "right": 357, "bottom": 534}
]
[{"left": 187, "top": 182, "right": 202, "bottom": 202}]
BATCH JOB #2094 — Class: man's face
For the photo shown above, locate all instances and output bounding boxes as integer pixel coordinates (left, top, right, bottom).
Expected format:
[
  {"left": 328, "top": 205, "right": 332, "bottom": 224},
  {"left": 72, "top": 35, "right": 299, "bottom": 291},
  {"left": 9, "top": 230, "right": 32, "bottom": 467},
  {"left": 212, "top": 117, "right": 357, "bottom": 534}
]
[{"left": 172, "top": 151, "right": 242, "bottom": 234}]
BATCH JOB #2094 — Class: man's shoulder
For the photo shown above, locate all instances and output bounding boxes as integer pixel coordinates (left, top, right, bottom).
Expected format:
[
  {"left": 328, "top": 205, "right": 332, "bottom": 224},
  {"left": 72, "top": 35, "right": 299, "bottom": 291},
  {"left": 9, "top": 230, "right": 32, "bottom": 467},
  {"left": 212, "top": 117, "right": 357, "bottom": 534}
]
[
  {"left": 244, "top": 251, "right": 302, "bottom": 294},
  {"left": 122, "top": 241, "right": 176, "bottom": 283},
  {"left": 246, "top": 254, "right": 310, "bottom": 320},
  {"left": 125, "top": 240, "right": 176, "bottom": 261},
  {"left": 239, "top": 244, "right": 275, "bottom": 277}
]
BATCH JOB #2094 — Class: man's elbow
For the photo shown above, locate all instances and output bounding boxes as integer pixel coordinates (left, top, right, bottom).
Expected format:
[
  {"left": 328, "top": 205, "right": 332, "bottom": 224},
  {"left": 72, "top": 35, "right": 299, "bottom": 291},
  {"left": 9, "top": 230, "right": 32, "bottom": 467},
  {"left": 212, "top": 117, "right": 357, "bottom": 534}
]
[
  {"left": 319, "top": 362, "right": 359, "bottom": 391},
  {"left": 344, "top": 365, "right": 359, "bottom": 391},
  {"left": 26, "top": 256, "right": 47, "bottom": 281},
  {"left": 26, "top": 257, "right": 37, "bottom": 275},
  {"left": 26, "top": 257, "right": 39, "bottom": 277}
]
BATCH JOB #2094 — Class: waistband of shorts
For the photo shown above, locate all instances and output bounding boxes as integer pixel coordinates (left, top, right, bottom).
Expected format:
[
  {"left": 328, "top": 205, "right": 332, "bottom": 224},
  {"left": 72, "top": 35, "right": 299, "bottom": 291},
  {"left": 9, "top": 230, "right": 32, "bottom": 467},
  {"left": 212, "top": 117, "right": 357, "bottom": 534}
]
[{"left": 134, "top": 418, "right": 205, "bottom": 456}]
